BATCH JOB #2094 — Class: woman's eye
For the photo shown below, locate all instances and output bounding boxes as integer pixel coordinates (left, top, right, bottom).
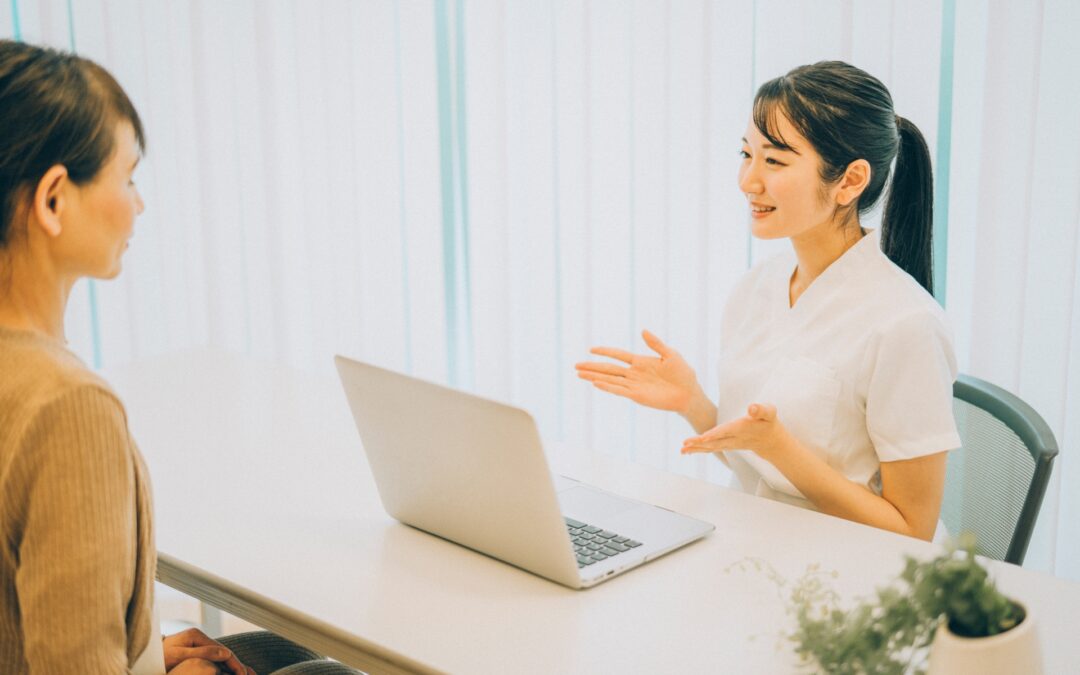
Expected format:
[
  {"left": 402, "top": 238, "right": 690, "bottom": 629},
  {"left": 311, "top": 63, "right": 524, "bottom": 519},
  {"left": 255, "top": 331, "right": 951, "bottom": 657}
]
[
  {"left": 765, "top": 157, "right": 784, "bottom": 166},
  {"left": 738, "top": 150, "right": 750, "bottom": 159}
]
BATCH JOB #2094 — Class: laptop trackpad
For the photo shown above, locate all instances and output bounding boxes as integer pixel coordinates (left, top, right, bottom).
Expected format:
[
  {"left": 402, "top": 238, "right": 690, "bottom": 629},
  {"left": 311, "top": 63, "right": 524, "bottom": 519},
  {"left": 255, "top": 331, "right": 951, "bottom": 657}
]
[{"left": 558, "top": 486, "right": 638, "bottom": 520}]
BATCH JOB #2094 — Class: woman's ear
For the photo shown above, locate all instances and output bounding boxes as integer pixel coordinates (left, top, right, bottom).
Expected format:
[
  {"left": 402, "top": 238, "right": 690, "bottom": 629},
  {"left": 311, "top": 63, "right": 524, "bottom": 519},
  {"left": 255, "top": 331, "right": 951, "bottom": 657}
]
[
  {"left": 31, "top": 165, "right": 70, "bottom": 238},
  {"left": 835, "top": 159, "right": 871, "bottom": 207}
]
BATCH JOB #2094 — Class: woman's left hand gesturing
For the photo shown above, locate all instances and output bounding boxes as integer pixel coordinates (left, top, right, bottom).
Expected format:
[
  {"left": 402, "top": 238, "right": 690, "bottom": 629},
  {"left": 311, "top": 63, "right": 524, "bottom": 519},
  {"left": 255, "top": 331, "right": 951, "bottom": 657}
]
[{"left": 680, "top": 403, "right": 792, "bottom": 463}]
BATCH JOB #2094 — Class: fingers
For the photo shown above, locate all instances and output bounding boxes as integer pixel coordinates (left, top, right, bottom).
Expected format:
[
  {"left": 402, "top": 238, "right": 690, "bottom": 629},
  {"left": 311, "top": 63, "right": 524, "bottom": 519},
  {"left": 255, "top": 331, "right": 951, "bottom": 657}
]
[
  {"left": 681, "top": 432, "right": 710, "bottom": 446},
  {"left": 680, "top": 405, "right": 778, "bottom": 455},
  {"left": 591, "top": 380, "right": 631, "bottom": 397},
  {"left": 167, "top": 658, "right": 221, "bottom": 675},
  {"left": 169, "top": 646, "right": 233, "bottom": 663},
  {"left": 164, "top": 628, "right": 251, "bottom": 675},
  {"left": 747, "top": 403, "right": 776, "bottom": 422},
  {"left": 681, "top": 439, "right": 725, "bottom": 454},
  {"left": 681, "top": 427, "right": 730, "bottom": 454},
  {"left": 574, "top": 361, "right": 629, "bottom": 377},
  {"left": 169, "top": 627, "right": 214, "bottom": 647},
  {"left": 681, "top": 439, "right": 728, "bottom": 454},
  {"left": 585, "top": 331, "right": 674, "bottom": 368},
  {"left": 575, "top": 349, "right": 634, "bottom": 398},
  {"left": 588, "top": 346, "right": 636, "bottom": 364},
  {"left": 576, "top": 371, "right": 628, "bottom": 387},
  {"left": 681, "top": 445, "right": 716, "bottom": 455},
  {"left": 685, "top": 420, "right": 732, "bottom": 444},
  {"left": 222, "top": 654, "right": 254, "bottom": 675},
  {"left": 576, "top": 366, "right": 634, "bottom": 399},
  {"left": 641, "top": 329, "right": 671, "bottom": 357}
]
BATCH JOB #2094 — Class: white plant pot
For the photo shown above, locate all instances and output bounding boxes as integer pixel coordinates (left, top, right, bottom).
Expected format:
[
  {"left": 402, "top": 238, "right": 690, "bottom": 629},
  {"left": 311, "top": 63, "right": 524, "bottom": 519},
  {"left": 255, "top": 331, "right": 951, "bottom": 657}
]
[{"left": 927, "top": 603, "right": 1042, "bottom": 675}]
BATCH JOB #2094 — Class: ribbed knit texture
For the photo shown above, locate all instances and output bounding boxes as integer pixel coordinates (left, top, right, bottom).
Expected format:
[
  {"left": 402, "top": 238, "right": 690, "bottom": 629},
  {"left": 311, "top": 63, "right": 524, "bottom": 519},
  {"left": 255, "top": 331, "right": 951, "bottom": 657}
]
[
  {"left": 217, "top": 631, "right": 364, "bottom": 674},
  {"left": 0, "top": 326, "right": 155, "bottom": 674}
]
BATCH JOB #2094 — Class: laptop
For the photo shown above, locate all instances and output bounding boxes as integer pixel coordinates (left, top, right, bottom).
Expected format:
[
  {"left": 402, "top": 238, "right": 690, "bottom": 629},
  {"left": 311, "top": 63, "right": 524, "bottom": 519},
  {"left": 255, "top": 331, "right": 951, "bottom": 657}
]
[{"left": 334, "top": 354, "right": 715, "bottom": 589}]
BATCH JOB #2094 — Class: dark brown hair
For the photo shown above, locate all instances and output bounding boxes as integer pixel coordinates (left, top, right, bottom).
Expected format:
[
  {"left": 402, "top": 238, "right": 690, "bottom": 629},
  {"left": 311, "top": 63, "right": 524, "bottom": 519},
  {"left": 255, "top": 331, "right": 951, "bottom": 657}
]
[
  {"left": 753, "top": 61, "right": 935, "bottom": 294},
  {"left": 0, "top": 39, "right": 144, "bottom": 247}
]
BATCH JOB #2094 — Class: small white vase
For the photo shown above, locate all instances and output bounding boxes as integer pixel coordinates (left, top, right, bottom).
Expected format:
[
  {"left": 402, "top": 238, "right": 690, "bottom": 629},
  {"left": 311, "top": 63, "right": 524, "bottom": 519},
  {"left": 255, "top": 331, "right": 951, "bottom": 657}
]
[{"left": 927, "top": 603, "right": 1042, "bottom": 675}]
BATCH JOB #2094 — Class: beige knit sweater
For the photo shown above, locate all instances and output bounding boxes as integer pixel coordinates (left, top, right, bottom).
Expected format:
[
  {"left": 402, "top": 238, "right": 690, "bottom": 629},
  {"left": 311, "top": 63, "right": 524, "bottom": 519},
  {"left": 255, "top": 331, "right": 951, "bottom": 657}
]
[{"left": 0, "top": 326, "right": 155, "bottom": 674}]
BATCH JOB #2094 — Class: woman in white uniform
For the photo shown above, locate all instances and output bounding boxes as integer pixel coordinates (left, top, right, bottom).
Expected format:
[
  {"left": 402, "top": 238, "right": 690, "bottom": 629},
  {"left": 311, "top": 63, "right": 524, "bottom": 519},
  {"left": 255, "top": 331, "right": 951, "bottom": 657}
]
[{"left": 576, "top": 61, "right": 960, "bottom": 542}]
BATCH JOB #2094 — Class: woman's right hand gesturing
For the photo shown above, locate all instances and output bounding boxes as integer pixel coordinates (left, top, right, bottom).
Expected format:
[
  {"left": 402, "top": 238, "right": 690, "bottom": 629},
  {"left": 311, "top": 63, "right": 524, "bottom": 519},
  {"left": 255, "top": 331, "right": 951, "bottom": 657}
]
[{"left": 575, "top": 330, "right": 706, "bottom": 415}]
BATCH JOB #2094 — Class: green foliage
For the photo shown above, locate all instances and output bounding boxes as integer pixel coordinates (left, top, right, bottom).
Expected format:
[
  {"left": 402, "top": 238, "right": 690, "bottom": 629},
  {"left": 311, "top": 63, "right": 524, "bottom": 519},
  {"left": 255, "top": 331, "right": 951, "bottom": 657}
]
[
  {"left": 730, "top": 535, "right": 1024, "bottom": 674},
  {"left": 901, "top": 539, "right": 1024, "bottom": 639}
]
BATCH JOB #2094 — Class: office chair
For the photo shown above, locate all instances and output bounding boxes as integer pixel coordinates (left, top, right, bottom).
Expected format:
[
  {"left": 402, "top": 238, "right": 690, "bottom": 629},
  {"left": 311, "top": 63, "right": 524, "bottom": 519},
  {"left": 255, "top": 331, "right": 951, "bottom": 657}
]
[{"left": 941, "top": 374, "right": 1059, "bottom": 565}]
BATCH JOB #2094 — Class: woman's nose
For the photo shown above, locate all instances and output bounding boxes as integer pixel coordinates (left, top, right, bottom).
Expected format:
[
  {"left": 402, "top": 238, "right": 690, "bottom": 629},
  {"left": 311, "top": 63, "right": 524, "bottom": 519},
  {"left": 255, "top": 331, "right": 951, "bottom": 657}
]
[{"left": 738, "top": 163, "right": 763, "bottom": 195}]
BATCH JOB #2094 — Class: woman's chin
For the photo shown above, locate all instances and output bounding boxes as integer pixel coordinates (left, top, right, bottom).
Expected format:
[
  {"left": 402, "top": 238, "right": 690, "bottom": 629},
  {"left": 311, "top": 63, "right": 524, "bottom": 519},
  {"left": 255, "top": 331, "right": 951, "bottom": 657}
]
[
  {"left": 749, "top": 219, "right": 789, "bottom": 240},
  {"left": 96, "top": 260, "right": 123, "bottom": 280},
  {"left": 100, "top": 246, "right": 131, "bottom": 279}
]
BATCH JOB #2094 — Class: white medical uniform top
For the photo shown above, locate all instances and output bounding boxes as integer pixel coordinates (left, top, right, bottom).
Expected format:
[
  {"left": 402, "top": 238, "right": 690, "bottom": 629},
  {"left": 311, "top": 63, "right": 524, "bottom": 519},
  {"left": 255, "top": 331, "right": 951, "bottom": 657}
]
[{"left": 717, "top": 229, "right": 961, "bottom": 516}]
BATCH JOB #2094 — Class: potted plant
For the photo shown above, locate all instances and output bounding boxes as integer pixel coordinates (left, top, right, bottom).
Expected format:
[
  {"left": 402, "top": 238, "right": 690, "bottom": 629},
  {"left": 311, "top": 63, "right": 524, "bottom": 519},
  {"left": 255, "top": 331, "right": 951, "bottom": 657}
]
[
  {"left": 920, "top": 541, "right": 1039, "bottom": 675},
  {"left": 771, "top": 536, "right": 1040, "bottom": 674}
]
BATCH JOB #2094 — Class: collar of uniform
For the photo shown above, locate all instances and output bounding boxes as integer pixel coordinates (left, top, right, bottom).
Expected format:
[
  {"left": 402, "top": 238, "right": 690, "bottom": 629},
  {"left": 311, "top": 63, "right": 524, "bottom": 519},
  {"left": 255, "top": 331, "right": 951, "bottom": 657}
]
[
  {"left": 784, "top": 227, "right": 881, "bottom": 312},
  {"left": 837, "top": 227, "right": 884, "bottom": 278}
]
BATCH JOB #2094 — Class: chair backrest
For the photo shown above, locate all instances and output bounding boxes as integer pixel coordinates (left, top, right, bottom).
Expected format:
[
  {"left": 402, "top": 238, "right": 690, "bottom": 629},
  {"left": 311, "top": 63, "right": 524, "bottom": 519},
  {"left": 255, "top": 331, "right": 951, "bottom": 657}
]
[{"left": 942, "top": 374, "right": 1058, "bottom": 565}]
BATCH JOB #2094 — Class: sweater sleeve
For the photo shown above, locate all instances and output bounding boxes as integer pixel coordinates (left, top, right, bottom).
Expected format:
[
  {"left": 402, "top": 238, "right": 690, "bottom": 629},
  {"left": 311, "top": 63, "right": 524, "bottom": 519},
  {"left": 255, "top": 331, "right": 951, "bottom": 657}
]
[{"left": 15, "top": 386, "right": 137, "bottom": 675}]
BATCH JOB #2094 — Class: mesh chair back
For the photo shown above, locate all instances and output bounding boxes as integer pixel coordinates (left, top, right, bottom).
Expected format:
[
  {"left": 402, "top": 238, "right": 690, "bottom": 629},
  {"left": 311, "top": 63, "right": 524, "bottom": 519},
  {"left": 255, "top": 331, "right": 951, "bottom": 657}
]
[{"left": 941, "top": 375, "right": 1058, "bottom": 565}]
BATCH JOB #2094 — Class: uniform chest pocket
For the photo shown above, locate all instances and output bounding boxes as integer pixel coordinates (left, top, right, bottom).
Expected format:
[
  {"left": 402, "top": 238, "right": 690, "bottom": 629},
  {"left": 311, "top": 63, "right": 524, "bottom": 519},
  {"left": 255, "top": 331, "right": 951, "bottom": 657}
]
[{"left": 756, "top": 356, "right": 842, "bottom": 451}]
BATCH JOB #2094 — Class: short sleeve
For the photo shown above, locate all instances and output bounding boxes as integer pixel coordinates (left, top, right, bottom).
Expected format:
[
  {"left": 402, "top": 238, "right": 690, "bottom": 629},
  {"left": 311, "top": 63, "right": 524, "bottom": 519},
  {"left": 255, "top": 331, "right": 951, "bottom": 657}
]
[{"left": 864, "top": 311, "right": 962, "bottom": 462}]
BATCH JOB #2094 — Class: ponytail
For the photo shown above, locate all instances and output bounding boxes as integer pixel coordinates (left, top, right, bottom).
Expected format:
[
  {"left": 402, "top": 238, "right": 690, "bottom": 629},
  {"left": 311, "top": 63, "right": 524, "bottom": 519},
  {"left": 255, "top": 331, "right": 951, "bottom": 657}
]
[{"left": 881, "top": 116, "right": 934, "bottom": 294}]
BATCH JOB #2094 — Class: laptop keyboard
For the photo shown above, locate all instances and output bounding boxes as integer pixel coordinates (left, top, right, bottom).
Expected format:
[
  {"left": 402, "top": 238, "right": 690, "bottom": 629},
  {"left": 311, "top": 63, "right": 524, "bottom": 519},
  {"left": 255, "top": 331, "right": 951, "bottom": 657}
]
[{"left": 565, "top": 517, "right": 642, "bottom": 568}]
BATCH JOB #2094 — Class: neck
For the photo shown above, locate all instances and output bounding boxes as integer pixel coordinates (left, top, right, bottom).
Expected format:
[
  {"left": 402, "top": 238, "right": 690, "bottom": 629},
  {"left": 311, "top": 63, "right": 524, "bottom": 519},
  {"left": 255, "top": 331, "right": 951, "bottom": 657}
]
[
  {"left": 0, "top": 246, "right": 73, "bottom": 342},
  {"left": 788, "top": 221, "right": 865, "bottom": 306}
]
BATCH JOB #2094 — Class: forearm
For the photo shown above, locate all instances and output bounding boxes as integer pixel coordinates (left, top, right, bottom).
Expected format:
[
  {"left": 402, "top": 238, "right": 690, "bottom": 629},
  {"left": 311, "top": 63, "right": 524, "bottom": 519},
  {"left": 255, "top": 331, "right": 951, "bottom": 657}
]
[
  {"left": 680, "top": 388, "right": 718, "bottom": 435},
  {"left": 768, "top": 432, "right": 930, "bottom": 540}
]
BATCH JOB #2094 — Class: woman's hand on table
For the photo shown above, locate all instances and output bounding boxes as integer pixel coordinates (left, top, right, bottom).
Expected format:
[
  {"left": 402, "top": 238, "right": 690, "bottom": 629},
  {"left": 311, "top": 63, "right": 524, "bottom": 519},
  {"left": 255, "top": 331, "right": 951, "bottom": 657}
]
[{"left": 680, "top": 403, "right": 793, "bottom": 463}]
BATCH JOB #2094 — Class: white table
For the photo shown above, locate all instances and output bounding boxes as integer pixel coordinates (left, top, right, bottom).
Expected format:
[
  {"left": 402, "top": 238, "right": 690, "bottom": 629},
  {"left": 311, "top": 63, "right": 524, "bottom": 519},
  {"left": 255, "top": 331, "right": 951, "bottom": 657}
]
[{"left": 107, "top": 351, "right": 1080, "bottom": 674}]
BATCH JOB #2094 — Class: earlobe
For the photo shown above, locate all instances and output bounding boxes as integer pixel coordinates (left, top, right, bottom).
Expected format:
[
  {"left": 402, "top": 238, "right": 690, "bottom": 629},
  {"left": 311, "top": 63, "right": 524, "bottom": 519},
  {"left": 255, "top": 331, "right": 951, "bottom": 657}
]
[{"left": 32, "top": 165, "right": 69, "bottom": 237}]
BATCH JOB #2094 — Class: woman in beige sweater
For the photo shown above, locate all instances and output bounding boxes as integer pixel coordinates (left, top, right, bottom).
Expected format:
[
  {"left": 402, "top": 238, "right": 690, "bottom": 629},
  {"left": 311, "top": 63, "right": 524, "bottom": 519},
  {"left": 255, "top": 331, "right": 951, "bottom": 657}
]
[{"left": 0, "top": 41, "right": 359, "bottom": 675}]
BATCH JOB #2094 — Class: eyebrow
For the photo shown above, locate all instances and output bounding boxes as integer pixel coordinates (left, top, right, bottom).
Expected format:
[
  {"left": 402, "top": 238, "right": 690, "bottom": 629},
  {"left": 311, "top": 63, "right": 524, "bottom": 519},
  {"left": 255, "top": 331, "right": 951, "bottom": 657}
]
[{"left": 741, "top": 137, "right": 800, "bottom": 154}]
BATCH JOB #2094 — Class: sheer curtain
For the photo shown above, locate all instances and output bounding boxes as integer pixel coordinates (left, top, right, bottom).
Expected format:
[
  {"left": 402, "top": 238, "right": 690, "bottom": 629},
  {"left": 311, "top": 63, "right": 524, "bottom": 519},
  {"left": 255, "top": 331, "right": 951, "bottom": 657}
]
[
  {"left": 5, "top": 0, "right": 1078, "bottom": 579},
  {"left": 942, "top": 0, "right": 1080, "bottom": 575}
]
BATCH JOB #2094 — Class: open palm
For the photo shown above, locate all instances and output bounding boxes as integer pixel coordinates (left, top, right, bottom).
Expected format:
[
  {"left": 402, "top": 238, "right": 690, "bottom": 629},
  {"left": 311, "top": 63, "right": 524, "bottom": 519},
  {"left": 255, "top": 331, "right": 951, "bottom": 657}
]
[{"left": 575, "top": 330, "right": 702, "bottom": 413}]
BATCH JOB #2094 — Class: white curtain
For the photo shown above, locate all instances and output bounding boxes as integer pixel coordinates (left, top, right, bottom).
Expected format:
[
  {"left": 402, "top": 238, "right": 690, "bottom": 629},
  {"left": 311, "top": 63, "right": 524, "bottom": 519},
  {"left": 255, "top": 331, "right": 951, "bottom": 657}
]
[
  {"left": 5, "top": 0, "right": 1078, "bottom": 579},
  {"left": 942, "top": 0, "right": 1080, "bottom": 575}
]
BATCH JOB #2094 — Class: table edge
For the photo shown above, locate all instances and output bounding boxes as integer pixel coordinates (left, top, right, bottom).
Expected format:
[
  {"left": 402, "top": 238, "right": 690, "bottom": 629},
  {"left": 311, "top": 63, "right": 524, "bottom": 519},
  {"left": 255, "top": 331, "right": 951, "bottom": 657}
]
[{"left": 156, "top": 552, "right": 443, "bottom": 675}]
